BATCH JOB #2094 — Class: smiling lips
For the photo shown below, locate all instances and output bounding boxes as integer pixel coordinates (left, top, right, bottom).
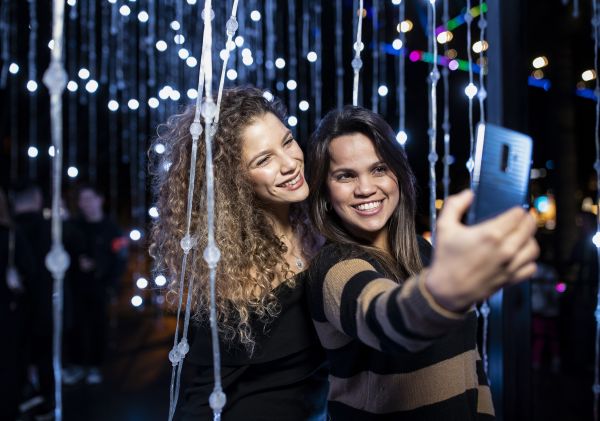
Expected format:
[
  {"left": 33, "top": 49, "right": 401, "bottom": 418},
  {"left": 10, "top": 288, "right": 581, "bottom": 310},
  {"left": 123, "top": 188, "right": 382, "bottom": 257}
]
[
  {"left": 278, "top": 173, "right": 304, "bottom": 190},
  {"left": 352, "top": 200, "right": 384, "bottom": 215}
]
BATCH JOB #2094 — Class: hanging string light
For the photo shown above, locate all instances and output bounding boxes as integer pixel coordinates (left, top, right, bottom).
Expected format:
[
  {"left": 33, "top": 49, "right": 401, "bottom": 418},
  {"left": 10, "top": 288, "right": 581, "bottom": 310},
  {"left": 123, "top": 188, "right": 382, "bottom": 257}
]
[
  {"left": 352, "top": 0, "right": 364, "bottom": 106},
  {"left": 88, "top": 0, "right": 97, "bottom": 183},
  {"left": 28, "top": 0, "right": 38, "bottom": 180},
  {"left": 335, "top": 0, "right": 343, "bottom": 107},
  {"left": 43, "top": 1, "right": 70, "bottom": 419},
  {"left": 397, "top": 0, "right": 407, "bottom": 146},
  {"left": 314, "top": 1, "right": 322, "bottom": 121},
  {"left": 371, "top": 0, "right": 379, "bottom": 113},
  {"left": 427, "top": 0, "right": 439, "bottom": 242},
  {"left": 591, "top": 2, "right": 600, "bottom": 419},
  {"left": 476, "top": 0, "right": 491, "bottom": 376},
  {"left": 465, "top": 0, "right": 476, "bottom": 184},
  {"left": 441, "top": 0, "right": 451, "bottom": 199}
]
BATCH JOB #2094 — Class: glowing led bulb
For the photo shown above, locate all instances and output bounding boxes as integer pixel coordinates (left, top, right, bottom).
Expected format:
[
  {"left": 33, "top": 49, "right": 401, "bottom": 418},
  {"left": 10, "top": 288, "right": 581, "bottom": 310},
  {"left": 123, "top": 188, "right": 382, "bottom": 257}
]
[
  {"left": 148, "top": 206, "right": 159, "bottom": 218},
  {"left": 67, "top": 81, "right": 78, "bottom": 92},
  {"left": 131, "top": 295, "right": 143, "bottom": 307},
  {"left": 186, "top": 56, "right": 197, "bottom": 67},
  {"left": 286, "top": 80, "right": 297, "bottom": 90},
  {"left": 288, "top": 116, "right": 298, "bottom": 127},
  {"left": 78, "top": 68, "right": 90, "bottom": 79},
  {"left": 275, "top": 58, "right": 286, "bottom": 69},
  {"left": 27, "top": 80, "right": 38, "bottom": 92},
  {"left": 178, "top": 48, "right": 190, "bottom": 59},
  {"left": 28, "top": 146, "right": 39, "bottom": 158},
  {"left": 392, "top": 39, "right": 403, "bottom": 50},
  {"left": 378, "top": 85, "right": 389, "bottom": 96},
  {"left": 235, "top": 36, "right": 244, "bottom": 47},
  {"left": 170, "top": 20, "right": 181, "bottom": 31},
  {"left": 128, "top": 99, "right": 140, "bottom": 110},
  {"left": 156, "top": 40, "right": 168, "bottom": 51},
  {"left": 464, "top": 83, "right": 478, "bottom": 99},
  {"left": 250, "top": 10, "right": 261, "bottom": 21},
  {"left": 154, "top": 143, "right": 166, "bottom": 154},
  {"left": 85, "top": 79, "right": 99, "bottom": 93},
  {"left": 67, "top": 166, "right": 79, "bottom": 178},
  {"left": 593, "top": 232, "right": 600, "bottom": 248},
  {"left": 396, "top": 130, "right": 408, "bottom": 145},
  {"left": 154, "top": 275, "right": 167, "bottom": 286},
  {"left": 129, "top": 229, "right": 142, "bottom": 241},
  {"left": 148, "top": 97, "right": 159, "bottom": 108},
  {"left": 136, "top": 277, "right": 149, "bottom": 289},
  {"left": 48, "top": 146, "right": 55, "bottom": 157},
  {"left": 226, "top": 69, "right": 238, "bottom": 80},
  {"left": 119, "top": 5, "right": 131, "bottom": 16},
  {"left": 138, "top": 11, "right": 149, "bottom": 22},
  {"left": 174, "top": 34, "right": 185, "bottom": 44},
  {"left": 108, "top": 100, "right": 119, "bottom": 111},
  {"left": 9, "top": 63, "right": 19, "bottom": 74},
  {"left": 299, "top": 100, "right": 309, "bottom": 111},
  {"left": 307, "top": 51, "right": 317, "bottom": 62}
]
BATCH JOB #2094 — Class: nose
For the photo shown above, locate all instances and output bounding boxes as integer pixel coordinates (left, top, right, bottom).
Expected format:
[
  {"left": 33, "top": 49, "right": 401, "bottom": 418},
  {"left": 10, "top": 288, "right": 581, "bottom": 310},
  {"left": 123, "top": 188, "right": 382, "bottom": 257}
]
[
  {"left": 354, "top": 175, "right": 376, "bottom": 197},
  {"left": 279, "top": 151, "right": 298, "bottom": 174}
]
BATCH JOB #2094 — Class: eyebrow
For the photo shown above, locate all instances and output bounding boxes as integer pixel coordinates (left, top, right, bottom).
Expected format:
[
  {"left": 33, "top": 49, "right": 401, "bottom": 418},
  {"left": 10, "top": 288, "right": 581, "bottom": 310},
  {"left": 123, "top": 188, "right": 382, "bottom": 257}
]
[
  {"left": 329, "top": 160, "right": 387, "bottom": 175},
  {"left": 248, "top": 130, "right": 293, "bottom": 166}
]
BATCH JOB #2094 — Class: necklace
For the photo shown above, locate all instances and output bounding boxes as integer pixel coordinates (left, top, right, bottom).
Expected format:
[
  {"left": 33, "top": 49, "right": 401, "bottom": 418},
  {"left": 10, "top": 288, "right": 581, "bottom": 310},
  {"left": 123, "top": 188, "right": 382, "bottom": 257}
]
[
  {"left": 281, "top": 234, "right": 305, "bottom": 271},
  {"left": 294, "top": 255, "right": 305, "bottom": 270}
]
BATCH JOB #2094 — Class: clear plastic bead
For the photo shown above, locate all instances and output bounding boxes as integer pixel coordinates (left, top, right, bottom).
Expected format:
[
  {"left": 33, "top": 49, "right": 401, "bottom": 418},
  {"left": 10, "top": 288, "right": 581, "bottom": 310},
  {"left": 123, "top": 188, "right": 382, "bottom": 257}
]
[
  {"left": 180, "top": 235, "right": 196, "bottom": 254},
  {"left": 478, "top": 18, "right": 487, "bottom": 30},
  {"left": 429, "top": 70, "right": 440, "bottom": 83},
  {"left": 201, "top": 8, "right": 215, "bottom": 21},
  {"left": 43, "top": 61, "right": 68, "bottom": 95},
  {"left": 464, "top": 12, "right": 473, "bottom": 24},
  {"left": 209, "top": 390, "right": 227, "bottom": 411},
  {"left": 45, "top": 245, "right": 71, "bottom": 276},
  {"left": 201, "top": 101, "right": 217, "bottom": 120},
  {"left": 480, "top": 302, "right": 490, "bottom": 317},
  {"left": 477, "top": 88, "right": 487, "bottom": 101},
  {"left": 428, "top": 152, "right": 438, "bottom": 164},
  {"left": 168, "top": 348, "right": 181, "bottom": 365},
  {"left": 226, "top": 17, "right": 238, "bottom": 36},
  {"left": 177, "top": 338, "right": 190, "bottom": 356},
  {"left": 189, "top": 121, "right": 203, "bottom": 138},
  {"left": 351, "top": 57, "right": 363, "bottom": 71},
  {"left": 466, "top": 158, "right": 475, "bottom": 173},
  {"left": 203, "top": 245, "right": 221, "bottom": 268}
]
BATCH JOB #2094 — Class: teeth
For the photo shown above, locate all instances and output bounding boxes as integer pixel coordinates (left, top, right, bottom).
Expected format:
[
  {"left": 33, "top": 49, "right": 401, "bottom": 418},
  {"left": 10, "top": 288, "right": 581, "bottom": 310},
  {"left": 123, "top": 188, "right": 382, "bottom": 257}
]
[
  {"left": 355, "top": 201, "right": 382, "bottom": 211},
  {"left": 282, "top": 174, "right": 301, "bottom": 187}
]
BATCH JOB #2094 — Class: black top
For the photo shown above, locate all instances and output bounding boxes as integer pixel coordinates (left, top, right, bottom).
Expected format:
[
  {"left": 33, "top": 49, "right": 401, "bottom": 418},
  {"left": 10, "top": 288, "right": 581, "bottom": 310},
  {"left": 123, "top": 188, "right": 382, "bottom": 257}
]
[{"left": 176, "top": 274, "right": 328, "bottom": 420}]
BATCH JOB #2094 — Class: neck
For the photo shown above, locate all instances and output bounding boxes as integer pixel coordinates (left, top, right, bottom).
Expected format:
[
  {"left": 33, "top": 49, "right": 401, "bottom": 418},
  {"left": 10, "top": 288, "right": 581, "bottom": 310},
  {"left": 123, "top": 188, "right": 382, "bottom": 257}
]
[{"left": 264, "top": 203, "right": 293, "bottom": 238}]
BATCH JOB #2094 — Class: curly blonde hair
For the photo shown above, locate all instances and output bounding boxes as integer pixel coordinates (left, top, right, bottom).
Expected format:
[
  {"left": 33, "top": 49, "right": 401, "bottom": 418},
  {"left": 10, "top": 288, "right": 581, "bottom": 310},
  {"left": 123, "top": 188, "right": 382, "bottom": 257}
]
[{"left": 150, "top": 87, "right": 318, "bottom": 353}]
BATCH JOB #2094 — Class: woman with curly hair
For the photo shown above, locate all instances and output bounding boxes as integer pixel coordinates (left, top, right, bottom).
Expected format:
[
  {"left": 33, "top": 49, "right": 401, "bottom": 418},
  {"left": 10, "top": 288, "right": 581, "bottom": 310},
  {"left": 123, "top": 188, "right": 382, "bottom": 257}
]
[
  {"left": 150, "top": 86, "right": 327, "bottom": 420},
  {"left": 305, "top": 106, "right": 539, "bottom": 420}
]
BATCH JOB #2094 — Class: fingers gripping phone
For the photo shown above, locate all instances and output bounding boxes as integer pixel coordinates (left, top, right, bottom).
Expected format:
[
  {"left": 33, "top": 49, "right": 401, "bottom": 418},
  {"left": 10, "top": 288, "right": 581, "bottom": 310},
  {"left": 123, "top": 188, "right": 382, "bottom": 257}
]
[{"left": 467, "top": 123, "right": 533, "bottom": 225}]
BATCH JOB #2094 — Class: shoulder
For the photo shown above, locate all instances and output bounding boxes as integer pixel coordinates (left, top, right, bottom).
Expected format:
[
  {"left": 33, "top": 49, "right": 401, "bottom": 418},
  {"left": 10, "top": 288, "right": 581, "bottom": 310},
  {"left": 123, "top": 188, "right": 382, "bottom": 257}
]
[{"left": 308, "top": 243, "right": 382, "bottom": 286}]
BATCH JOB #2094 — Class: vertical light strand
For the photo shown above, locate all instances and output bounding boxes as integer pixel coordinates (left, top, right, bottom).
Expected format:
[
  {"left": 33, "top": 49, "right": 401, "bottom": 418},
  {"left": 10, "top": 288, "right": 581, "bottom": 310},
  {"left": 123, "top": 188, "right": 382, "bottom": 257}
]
[
  {"left": 108, "top": 0, "right": 119, "bottom": 220},
  {"left": 138, "top": 0, "right": 149, "bottom": 298},
  {"left": 371, "top": 0, "right": 379, "bottom": 113},
  {"left": 0, "top": 0, "right": 10, "bottom": 89},
  {"left": 301, "top": 0, "right": 309, "bottom": 135},
  {"left": 477, "top": 0, "right": 490, "bottom": 376},
  {"left": 441, "top": 0, "right": 451, "bottom": 199},
  {"left": 352, "top": 0, "right": 364, "bottom": 106},
  {"left": 28, "top": 0, "right": 38, "bottom": 179},
  {"left": 43, "top": 1, "right": 70, "bottom": 419},
  {"left": 465, "top": 0, "right": 476, "bottom": 184},
  {"left": 7, "top": 0, "right": 18, "bottom": 185},
  {"left": 335, "top": 0, "right": 343, "bottom": 107},
  {"left": 397, "top": 0, "right": 407, "bottom": 145},
  {"left": 88, "top": 0, "right": 97, "bottom": 183},
  {"left": 314, "top": 1, "right": 322, "bottom": 121},
  {"left": 67, "top": 2, "right": 77, "bottom": 180},
  {"left": 100, "top": 0, "right": 109, "bottom": 85},
  {"left": 427, "top": 0, "right": 440, "bottom": 242},
  {"left": 287, "top": 0, "right": 298, "bottom": 128},
  {"left": 265, "top": 0, "right": 275, "bottom": 90},
  {"left": 591, "top": 2, "right": 600, "bottom": 419}
]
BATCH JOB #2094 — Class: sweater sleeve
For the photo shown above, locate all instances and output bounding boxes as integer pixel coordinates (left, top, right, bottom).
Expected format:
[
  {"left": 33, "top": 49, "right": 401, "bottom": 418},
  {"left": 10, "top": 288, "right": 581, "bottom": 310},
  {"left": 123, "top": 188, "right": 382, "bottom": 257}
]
[{"left": 308, "top": 251, "right": 468, "bottom": 353}]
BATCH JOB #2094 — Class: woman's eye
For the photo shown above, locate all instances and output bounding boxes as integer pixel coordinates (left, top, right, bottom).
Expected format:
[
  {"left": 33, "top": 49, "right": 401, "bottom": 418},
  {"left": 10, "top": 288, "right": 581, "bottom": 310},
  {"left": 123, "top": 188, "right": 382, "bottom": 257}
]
[
  {"left": 335, "top": 173, "right": 352, "bottom": 181},
  {"left": 256, "top": 156, "right": 270, "bottom": 166},
  {"left": 284, "top": 137, "right": 295, "bottom": 146},
  {"left": 374, "top": 165, "right": 387, "bottom": 174}
]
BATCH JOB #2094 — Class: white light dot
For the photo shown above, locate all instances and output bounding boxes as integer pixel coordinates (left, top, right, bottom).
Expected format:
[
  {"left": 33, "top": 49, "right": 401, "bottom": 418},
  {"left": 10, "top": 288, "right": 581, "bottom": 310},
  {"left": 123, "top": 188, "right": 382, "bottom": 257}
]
[
  {"left": 162, "top": 161, "right": 172, "bottom": 172},
  {"left": 9, "top": 63, "right": 19, "bottom": 74},
  {"left": 108, "top": 100, "right": 119, "bottom": 111},
  {"left": 186, "top": 0, "right": 197, "bottom": 4},
  {"left": 219, "top": 49, "right": 229, "bottom": 61},
  {"left": 392, "top": 0, "right": 401, "bottom": 4},
  {"left": 593, "top": 232, "right": 600, "bottom": 248},
  {"left": 378, "top": 85, "right": 389, "bottom": 96},
  {"left": 148, "top": 206, "right": 159, "bottom": 218},
  {"left": 263, "top": 91, "right": 274, "bottom": 101},
  {"left": 136, "top": 277, "right": 149, "bottom": 289},
  {"left": 67, "top": 80, "right": 78, "bottom": 92},
  {"left": 226, "top": 40, "right": 236, "bottom": 51},
  {"left": 241, "top": 48, "right": 252, "bottom": 58},
  {"left": 242, "top": 55, "right": 254, "bottom": 66},
  {"left": 286, "top": 80, "right": 297, "bottom": 90},
  {"left": 85, "top": 79, "right": 99, "bottom": 93},
  {"left": 226, "top": 69, "right": 238, "bottom": 80},
  {"left": 27, "top": 80, "right": 38, "bottom": 92},
  {"left": 78, "top": 68, "right": 90, "bottom": 79},
  {"left": 392, "top": 39, "right": 403, "bottom": 50},
  {"left": 156, "top": 40, "right": 168, "bottom": 52},
  {"left": 174, "top": 34, "right": 185, "bottom": 44},
  {"left": 48, "top": 146, "right": 55, "bottom": 157},
  {"left": 186, "top": 56, "right": 197, "bottom": 67},
  {"left": 154, "top": 275, "right": 167, "bottom": 286},
  {"left": 307, "top": 51, "right": 317, "bottom": 62},
  {"left": 170, "top": 90, "right": 181, "bottom": 101},
  {"left": 108, "top": 0, "right": 116, "bottom": 3},
  {"left": 275, "top": 58, "right": 286, "bottom": 69},
  {"left": 67, "top": 0, "right": 76, "bottom": 6},
  {"left": 178, "top": 48, "right": 190, "bottom": 59},
  {"left": 396, "top": 130, "right": 408, "bottom": 145},
  {"left": 154, "top": 143, "right": 166, "bottom": 154},
  {"left": 159, "top": 88, "right": 170, "bottom": 100},
  {"left": 299, "top": 100, "right": 309, "bottom": 111},
  {"left": 129, "top": 229, "right": 142, "bottom": 241},
  {"left": 148, "top": 97, "right": 159, "bottom": 108},
  {"left": 170, "top": 20, "right": 180, "bottom": 31},
  {"left": 28, "top": 146, "right": 39, "bottom": 158},
  {"left": 464, "top": 83, "right": 478, "bottom": 99},
  {"left": 288, "top": 116, "right": 298, "bottom": 127},
  {"left": 250, "top": 10, "right": 261, "bottom": 21},
  {"left": 48, "top": 39, "right": 55, "bottom": 50},
  {"left": 67, "top": 166, "right": 79, "bottom": 178},
  {"left": 138, "top": 11, "right": 149, "bottom": 22},
  {"left": 119, "top": 5, "right": 131, "bottom": 16},
  {"left": 131, "top": 295, "right": 143, "bottom": 307},
  {"left": 187, "top": 88, "right": 198, "bottom": 99},
  {"left": 235, "top": 36, "right": 244, "bottom": 47},
  {"left": 448, "top": 60, "right": 459, "bottom": 71},
  {"left": 128, "top": 99, "right": 140, "bottom": 110}
]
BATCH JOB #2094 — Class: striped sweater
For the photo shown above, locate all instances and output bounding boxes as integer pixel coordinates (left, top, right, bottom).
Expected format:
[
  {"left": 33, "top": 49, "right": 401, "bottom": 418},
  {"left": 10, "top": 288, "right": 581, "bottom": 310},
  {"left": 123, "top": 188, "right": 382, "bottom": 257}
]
[{"left": 307, "top": 242, "right": 494, "bottom": 420}]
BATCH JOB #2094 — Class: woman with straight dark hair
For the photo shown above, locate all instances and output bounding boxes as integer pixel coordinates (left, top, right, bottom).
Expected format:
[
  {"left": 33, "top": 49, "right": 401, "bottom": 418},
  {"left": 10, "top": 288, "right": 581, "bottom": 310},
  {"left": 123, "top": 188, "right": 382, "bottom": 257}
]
[{"left": 306, "top": 105, "right": 539, "bottom": 419}]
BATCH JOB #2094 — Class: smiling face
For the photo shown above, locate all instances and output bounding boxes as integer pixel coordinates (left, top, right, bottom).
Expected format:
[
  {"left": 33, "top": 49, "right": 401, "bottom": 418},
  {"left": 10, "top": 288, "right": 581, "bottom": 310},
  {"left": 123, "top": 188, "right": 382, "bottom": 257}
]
[
  {"left": 326, "top": 132, "right": 400, "bottom": 249},
  {"left": 242, "top": 112, "right": 308, "bottom": 206}
]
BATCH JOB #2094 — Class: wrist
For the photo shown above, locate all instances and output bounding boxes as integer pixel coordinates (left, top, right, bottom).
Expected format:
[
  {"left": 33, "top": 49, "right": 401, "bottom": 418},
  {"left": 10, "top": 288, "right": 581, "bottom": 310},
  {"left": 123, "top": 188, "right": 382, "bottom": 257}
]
[{"left": 424, "top": 267, "right": 470, "bottom": 314}]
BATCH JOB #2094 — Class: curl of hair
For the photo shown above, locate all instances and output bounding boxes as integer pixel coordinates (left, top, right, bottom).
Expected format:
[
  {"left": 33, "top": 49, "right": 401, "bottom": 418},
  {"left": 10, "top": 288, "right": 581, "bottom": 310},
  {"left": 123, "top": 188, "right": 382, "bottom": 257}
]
[
  {"left": 150, "top": 86, "right": 317, "bottom": 354},
  {"left": 306, "top": 105, "right": 422, "bottom": 281}
]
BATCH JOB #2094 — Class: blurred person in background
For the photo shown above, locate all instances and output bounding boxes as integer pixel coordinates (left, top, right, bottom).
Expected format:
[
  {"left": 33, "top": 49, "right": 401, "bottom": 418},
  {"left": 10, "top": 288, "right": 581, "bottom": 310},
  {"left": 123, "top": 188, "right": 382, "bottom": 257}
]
[
  {"left": 0, "top": 188, "right": 34, "bottom": 420},
  {"left": 63, "top": 184, "right": 128, "bottom": 386}
]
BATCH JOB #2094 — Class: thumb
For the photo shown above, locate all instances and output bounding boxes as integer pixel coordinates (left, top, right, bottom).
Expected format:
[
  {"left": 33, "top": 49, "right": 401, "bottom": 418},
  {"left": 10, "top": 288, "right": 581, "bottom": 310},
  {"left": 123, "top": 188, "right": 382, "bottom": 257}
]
[{"left": 438, "top": 189, "right": 473, "bottom": 225}]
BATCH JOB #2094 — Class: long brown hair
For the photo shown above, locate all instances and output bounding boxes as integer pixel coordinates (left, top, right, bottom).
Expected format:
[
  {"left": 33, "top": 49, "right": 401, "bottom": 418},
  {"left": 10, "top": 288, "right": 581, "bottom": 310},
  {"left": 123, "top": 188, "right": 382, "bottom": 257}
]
[
  {"left": 306, "top": 106, "right": 422, "bottom": 281},
  {"left": 150, "top": 86, "right": 317, "bottom": 353}
]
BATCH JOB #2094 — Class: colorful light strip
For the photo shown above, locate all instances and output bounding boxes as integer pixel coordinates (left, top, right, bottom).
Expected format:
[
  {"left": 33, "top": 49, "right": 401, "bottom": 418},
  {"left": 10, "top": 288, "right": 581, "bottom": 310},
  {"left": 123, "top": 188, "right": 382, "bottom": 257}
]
[{"left": 435, "top": 3, "right": 488, "bottom": 35}]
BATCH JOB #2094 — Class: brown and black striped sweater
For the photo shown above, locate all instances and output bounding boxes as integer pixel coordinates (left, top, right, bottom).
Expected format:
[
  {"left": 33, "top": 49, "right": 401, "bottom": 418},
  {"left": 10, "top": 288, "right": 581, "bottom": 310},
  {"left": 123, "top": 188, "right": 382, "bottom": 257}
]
[{"left": 307, "top": 241, "right": 494, "bottom": 420}]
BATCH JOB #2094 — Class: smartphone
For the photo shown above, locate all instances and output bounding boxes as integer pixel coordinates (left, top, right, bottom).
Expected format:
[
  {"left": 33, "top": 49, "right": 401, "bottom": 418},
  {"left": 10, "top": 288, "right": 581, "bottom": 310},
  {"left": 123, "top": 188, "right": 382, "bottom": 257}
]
[{"left": 467, "top": 123, "right": 533, "bottom": 225}]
